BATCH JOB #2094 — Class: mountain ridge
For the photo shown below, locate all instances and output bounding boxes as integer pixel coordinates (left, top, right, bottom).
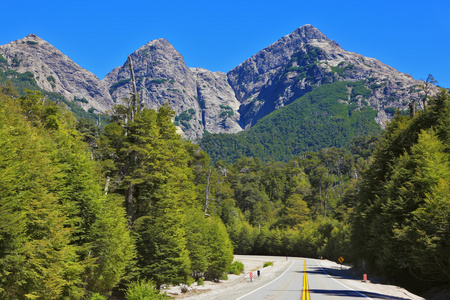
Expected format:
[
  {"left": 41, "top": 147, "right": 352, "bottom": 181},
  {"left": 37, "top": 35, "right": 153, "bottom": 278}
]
[{"left": 0, "top": 25, "right": 438, "bottom": 142}]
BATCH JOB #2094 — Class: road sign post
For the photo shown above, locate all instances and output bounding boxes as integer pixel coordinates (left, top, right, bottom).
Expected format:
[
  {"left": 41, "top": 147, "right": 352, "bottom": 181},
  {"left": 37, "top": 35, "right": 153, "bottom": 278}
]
[
  {"left": 338, "top": 256, "right": 344, "bottom": 270},
  {"left": 249, "top": 272, "right": 253, "bottom": 282}
]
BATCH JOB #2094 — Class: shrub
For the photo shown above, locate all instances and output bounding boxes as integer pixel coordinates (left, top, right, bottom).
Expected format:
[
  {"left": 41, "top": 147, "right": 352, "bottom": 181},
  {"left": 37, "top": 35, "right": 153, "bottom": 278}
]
[
  {"left": 126, "top": 280, "right": 170, "bottom": 300},
  {"left": 151, "top": 78, "right": 167, "bottom": 84},
  {"left": 263, "top": 262, "right": 273, "bottom": 268},
  {"left": 0, "top": 54, "right": 7, "bottom": 65},
  {"left": 89, "top": 293, "right": 106, "bottom": 300},
  {"left": 109, "top": 78, "right": 131, "bottom": 95},
  {"left": 229, "top": 261, "right": 244, "bottom": 275},
  {"left": 384, "top": 107, "right": 396, "bottom": 115},
  {"left": 197, "top": 278, "right": 204, "bottom": 286},
  {"left": 220, "top": 274, "right": 228, "bottom": 280},
  {"left": 74, "top": 96, "right": 88, "bottom": 104}
]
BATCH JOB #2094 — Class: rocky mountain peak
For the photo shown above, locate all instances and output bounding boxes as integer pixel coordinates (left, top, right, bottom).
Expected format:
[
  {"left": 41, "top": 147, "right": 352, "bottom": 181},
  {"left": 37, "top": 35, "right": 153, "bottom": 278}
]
[
  {"left": 0, "top": 34, "right": 114, "bottom": 113},
  {"left": 103, "top": 38, "right": 242, "bottom": 140},
  {"left": 227, "top": 25, "right": 337, "bottom": 109},
  {"left": 228, "top": 25, "right": 433, "bottom": 129},
  {"left": 291, "top": 24, "right": 331, "bottom": 43}
]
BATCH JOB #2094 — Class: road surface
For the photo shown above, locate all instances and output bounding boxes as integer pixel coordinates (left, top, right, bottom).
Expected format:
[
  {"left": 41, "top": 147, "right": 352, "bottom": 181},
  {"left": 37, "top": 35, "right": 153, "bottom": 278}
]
[
  {"left": 236, "top": 257, "right": 401, "bottom": 300},
  {"left": 177, "top": 255, "right": 422, "bottom": 300}
]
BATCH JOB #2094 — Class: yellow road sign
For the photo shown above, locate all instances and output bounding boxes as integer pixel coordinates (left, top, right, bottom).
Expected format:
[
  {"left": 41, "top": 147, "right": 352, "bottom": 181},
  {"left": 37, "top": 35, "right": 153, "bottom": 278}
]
[{"left": 338, "top": 256, "right": 344, "bottom": 263}]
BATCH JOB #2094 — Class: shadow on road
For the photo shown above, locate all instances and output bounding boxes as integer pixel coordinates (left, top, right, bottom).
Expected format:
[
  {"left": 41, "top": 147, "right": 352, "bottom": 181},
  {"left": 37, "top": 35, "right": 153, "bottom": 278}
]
[{"left": 309, "top": 289, "right": 411, "bottom": 299}]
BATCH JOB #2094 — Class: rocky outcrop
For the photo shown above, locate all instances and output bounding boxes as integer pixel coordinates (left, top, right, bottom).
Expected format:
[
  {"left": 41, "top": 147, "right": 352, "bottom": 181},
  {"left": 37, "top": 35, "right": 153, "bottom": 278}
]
[
  {"left": 228, "top": 24, "right": 435, "bottom": 129},
  {"left": 192, "top": 68, "right": 242, "bottom": 135},
  {"left": 102, "top": 39, "right": 242, "bottom": 140},
  {"left": 0, "top": 34, "right": 114, "bottom": 113}
]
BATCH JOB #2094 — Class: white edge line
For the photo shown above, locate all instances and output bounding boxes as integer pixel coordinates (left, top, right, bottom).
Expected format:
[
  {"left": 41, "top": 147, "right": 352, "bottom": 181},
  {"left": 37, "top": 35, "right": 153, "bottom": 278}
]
[
  {"left": 314, "top": 259, "right": 374, "bottom": 299},
  {"left": 235, "top": 260, "right": 295, "bottom": 300}
]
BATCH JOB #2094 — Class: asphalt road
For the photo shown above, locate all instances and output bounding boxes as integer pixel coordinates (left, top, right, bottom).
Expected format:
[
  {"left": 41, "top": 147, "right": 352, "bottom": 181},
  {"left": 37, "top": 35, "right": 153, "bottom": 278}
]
[{"left": 236, "top": 258, "right": 372, "bottom": 300}]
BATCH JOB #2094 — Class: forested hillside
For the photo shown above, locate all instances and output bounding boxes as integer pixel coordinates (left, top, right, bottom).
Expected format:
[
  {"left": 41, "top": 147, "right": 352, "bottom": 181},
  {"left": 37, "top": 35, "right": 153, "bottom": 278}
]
[{"left": 200, "top": 81, "right": 382, "bottom": 163}]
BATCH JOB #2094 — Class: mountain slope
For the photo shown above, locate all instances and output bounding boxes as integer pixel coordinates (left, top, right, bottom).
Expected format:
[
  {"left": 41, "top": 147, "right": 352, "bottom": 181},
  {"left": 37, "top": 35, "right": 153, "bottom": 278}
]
[
  {"left": 228, "top": 24, "right": 431, "bottom": 129},
  {"left": 0, "top": 34, "right": 114, "bottom": 113},
  {"left": 200, "top": 80, "right": 382, "bottom": 163}
]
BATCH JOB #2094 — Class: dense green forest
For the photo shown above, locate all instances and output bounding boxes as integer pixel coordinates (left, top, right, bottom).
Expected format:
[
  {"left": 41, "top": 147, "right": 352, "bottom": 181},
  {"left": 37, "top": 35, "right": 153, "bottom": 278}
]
[
  {"left": 200, "top": 80, "right": 383, "bottom": 163},
  {"left": 1, "top": 73, "right": 449, "bottom": 299},
  {"left": 352, "top": 88, "right": 450, "bottom": 291}
]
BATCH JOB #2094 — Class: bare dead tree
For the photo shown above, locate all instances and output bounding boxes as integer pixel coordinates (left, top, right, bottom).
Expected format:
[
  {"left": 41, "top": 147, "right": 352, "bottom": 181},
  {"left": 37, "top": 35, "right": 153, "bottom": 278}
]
[
  {"left": 123, "top": 55, "right": 139, "bottom": 226},
  {"left": 204, "top": 166, "right": 213, "bottom": 217},
  {"left": 128, "top": 55, "right": 139, "bottom": 122},
  {"left": 408, "top": 96, "right": 417, "bottom": 118},
  {"left": 419, "top": 74, "right": 437, "bottom": 110}
]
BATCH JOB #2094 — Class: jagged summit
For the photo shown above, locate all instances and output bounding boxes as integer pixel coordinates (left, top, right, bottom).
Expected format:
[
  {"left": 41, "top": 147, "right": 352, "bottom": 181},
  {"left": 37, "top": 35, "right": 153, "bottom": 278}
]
[
  {"left": 0, "top": 34, "right": 114, "bottom": 112},
  {"left": 226, "top": 24, "right": 430, "bottom": 129},
  {"left": 25, "top": 33, "right": 42, "bottom": 40},
  {"left": 102, "top": 38, "right": 242, "bottom": 140},
  {"left": 290, "top": 24, "right": 331, "bottom": 43}
]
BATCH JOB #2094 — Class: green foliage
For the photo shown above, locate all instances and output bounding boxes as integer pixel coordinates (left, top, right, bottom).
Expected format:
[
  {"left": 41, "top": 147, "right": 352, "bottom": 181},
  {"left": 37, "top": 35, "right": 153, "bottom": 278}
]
[
  {"left": 200, "top": 81, "right": 381, "bottom": 163},
  {"left": 229, "top": 261, "right": 244, "bottom": 275},
  {"left": 109, "top": 78, "right": 131, "bottom": 95},
  {"left": 26, "top": 40, "right": 38, "bottom": 45},
  {"left": 263, "top": 262, "right": 273, "bottom": 268},
  {"left": 0, "top": 90, "right": 134, "bottom": 299},
  {"left": 125, "top": 280, "right": 170, "bottom": 300},
  {"left": 220, "top": 110, "right": 234, "bottom": 118},
  {"left": 0, "top": 54, "right": 6, "bottom": 64},
  {"left": 11, "top": 56, "right": 22, "bottom": 67},
  {"left": 150, "top": 78, "right": 168, "bottom": 84},
  {"left": 175, "top": 110, "right": 193, "bottom": 122},
  {"left": 74, "top": 96, "right": 88, "bottom": 104},
  {"left": 0, "top": 68, "right": 108, "bottom": 125},
  {"left": 330, "top": 63, "right": 355, "bottom": 77},
  {"left": 89, "top": 293, "right": 107, "bottom": 300},
  {"left": 204, "top": 217, "right": 234, "bottom": 281},
  {"left": 352, "top": 89, "right": 450, "bottom": 289},
  {"left": 197, "top": 278, "right": 204, "bottom": 286}
]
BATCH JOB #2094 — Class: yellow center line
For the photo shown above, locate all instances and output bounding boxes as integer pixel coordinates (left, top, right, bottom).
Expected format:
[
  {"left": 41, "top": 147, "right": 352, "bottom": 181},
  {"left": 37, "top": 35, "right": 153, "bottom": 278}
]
[{"left": 301, "top": 259, "right": 310, "bottom": 300}]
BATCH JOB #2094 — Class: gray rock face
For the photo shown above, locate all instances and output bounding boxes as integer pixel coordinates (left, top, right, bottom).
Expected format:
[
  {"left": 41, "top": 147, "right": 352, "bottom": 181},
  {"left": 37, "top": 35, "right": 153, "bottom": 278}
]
[
  {"left": 192, "top": 68, "right": 242, "bottom": 134},
  {"left": 102, "top": 39, "right": 242, "bottom": 140},
  {"left": 0, "top": 34, "right": 114, "bottom": 113},
  {"left": 228, "top": 24, "right": 436, "bottom": 129},
  {"left": 1, "top": 26, "right": 438, "bottom": 140}
]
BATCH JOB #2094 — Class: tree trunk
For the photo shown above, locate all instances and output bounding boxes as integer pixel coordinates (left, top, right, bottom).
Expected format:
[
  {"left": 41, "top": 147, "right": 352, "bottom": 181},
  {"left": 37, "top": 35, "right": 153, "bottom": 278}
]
[
  {"left": 126, "top": 184, "right": 135, "bottom": 226},
  {"left": 204, "top": 167, "right": 212, "bottom": 217}
]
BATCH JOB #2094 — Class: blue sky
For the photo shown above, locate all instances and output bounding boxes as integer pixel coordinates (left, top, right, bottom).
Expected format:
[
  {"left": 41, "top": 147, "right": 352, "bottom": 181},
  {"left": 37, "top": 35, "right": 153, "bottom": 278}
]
[{"left": 1, "top": 0, "right": 449, "bottom": 87}]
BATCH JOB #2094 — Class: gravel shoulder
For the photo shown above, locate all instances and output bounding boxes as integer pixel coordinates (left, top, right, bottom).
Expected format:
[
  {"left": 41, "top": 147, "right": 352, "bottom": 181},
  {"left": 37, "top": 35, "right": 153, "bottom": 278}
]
[{"left": 167, "top": 255, "right": 424, "bottom": 300}]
